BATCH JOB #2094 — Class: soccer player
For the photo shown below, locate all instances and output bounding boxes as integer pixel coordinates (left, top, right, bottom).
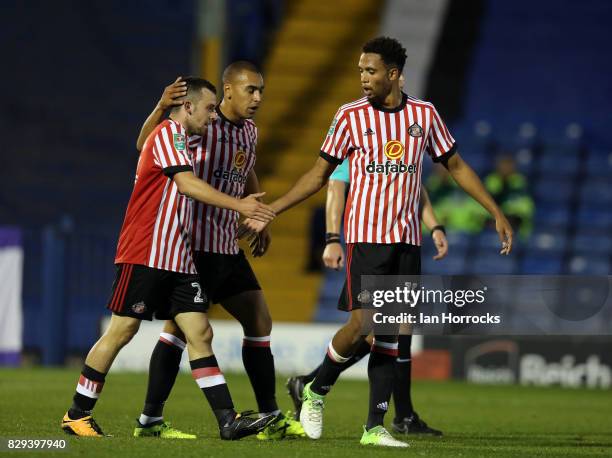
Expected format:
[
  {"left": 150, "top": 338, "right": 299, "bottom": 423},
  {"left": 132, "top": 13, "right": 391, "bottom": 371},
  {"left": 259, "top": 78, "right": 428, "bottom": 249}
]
[
  {"left": 286, "top": 157, "right": 446, "bottom": 437},
  {"left": 60, "top": 77, "right": 276, "bottom": 440},
  {"left": 131, "top": 63, "right": 305, "bottom": 440},
  {"left": 239, "top": 36, "right": 513, "bottom": 447}
]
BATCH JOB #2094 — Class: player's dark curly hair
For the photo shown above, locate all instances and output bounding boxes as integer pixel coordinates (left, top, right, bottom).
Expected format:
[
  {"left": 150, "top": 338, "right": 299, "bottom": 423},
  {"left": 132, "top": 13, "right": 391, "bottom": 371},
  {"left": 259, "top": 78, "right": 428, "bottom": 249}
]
[{"left": 362, "top": 36, "right": 407, "bottom": 72}]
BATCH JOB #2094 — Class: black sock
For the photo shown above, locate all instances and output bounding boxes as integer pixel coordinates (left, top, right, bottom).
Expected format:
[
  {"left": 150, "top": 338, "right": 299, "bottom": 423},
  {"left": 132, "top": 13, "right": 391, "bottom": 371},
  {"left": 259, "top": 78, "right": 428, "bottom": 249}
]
[
  {"left": 242, "top": 336, "right": 279, "bottom": 414},
  {"left": 303, "top": 337, "right": 371, "bottom": 384},
  {"left": 303, "top": 364, "right": 321, "bottom": 385},
  {"left": 190, "top": 355, "right": 235, "bottom": 427},
  {"left": 366, "top": 339, "right": 398, "bottom": 430},
  {"left": 310, "top": 342, "right": 352, "bottom": 396},
  {"left": 69, "top": 365, "right": 106, "bottom": 419},
  {"left": 393, "top": 334, "right": 414, "bottom": 421},
  {"left": 141, "top": 333, "right": 185, "bottom": 421}
]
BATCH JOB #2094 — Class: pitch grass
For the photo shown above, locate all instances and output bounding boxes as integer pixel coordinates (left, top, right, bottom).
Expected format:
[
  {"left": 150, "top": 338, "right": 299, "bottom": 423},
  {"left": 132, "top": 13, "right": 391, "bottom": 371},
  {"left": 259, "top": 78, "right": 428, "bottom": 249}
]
[{"left": 1, "top": 369, "right": 611, "bottom": 457}]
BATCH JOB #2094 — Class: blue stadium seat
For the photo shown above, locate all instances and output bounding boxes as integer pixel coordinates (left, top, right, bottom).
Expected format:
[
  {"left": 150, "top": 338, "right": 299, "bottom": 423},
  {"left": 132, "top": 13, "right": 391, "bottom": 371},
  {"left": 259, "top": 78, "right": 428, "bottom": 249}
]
[
  {"left": 534, "top": 204, "right": 570, "bottom": 227},
  {"left": 469, "top": 252, "right": 517, "bottom": 274},
  {"left": 570, "top": 234, "right": 612, "bottom": 253},
  {"left": 476, "top": 231, "right": 503, "bottom": 250},
  {"left": 567, "top": 254, "right": 610, "bottom": 275},
  {"left": 538, "top": 152, "right": 579, "bottom": 176},
  {"left": 527, "top": 231, "right": 567, "bottom": 252},
  {"left": 533, "top": 178, "right": 573, "bottom": 203},
  {"left": 445, "top": 232, "right": 475, "bottom": 251},
  {"left": 514, "top": 147, "right": 536, "bottom": 175},
  {"left": 520, "top": 255, "right": 563, "bottom": 274},
  {"left": 579, "top": 180, "right": 612, "bottom": 205},
  {"left": 578, "top": 206, "right": 612, "bottom": 229},
  {"left": 464, "top": 151, "right": 492, "bottom": 175},
  {"left": 423, "top": 253, "right": 467, "bottom": 275},
  {"left": 584, "top": 152, "right": 612, "bottom": 177}
]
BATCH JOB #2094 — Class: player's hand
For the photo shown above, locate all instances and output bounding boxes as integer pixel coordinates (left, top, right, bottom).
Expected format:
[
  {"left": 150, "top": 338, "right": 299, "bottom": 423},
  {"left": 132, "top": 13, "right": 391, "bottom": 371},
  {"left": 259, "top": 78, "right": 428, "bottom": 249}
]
[
  {"left": 322, "top": 242, "right": 345, "bottom": 270},
  {"left": 237, "top": 217, "right": 269, "bottom": 239},
  {"left": 157, "top": 77, "right": 187, "bottom": 111},
  {"left": 237, "top": 193, "right": 275, "bottom": 224},
  {"left": 249, "top": 227, "right": 271, "bottom": 257},
  {"left": 495, "top": 214, "right": 513, "bottom": 255},
  {"left": 432, "top": 231, "right": 448, "bottom": 260}
]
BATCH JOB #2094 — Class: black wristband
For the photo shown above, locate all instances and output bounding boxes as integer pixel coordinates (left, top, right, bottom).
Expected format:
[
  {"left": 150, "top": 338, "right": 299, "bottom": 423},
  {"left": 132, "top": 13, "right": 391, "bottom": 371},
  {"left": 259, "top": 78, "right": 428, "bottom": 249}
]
[
  {"left": 325, "top": 232, "right": 340, "bottom": 242},
  {"left": 325, "top": 238, "right": 341, "bottom": 245},
  {"left": 431, "top": 225, "right": 446, "bottom": 236}
]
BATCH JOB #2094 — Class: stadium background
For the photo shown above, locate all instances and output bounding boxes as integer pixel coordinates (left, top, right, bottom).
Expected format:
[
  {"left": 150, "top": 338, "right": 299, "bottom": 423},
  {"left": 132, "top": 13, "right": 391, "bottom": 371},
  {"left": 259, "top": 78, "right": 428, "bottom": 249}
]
[{"left": 1, "top": 0, "right": 611, "bottom": 394}]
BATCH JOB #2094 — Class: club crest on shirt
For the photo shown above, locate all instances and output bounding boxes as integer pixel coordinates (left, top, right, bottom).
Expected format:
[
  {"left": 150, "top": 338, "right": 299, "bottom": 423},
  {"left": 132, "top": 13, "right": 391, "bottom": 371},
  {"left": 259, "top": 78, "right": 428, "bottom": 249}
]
[
  {"left": 384, "top": 140, "right": 405, "bottom": 160},
  {"left": 234, "top": 150, "right": 247, "bottom": 169},
  {"left": 173, "top": 133, "right": 186, "bottom": 151},
  {"left": 408, "top": 123, "right": 423, "bottom": 137}
]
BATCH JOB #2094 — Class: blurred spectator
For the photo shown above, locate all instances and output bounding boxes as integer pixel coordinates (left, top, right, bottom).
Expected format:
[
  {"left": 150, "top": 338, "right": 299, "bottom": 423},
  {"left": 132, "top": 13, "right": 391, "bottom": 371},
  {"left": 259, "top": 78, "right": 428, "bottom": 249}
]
[
  {"left": 484, "top": 155, "right": 534, "bottom": 237},
  {"left": 426, "top": 165, "right": 488, "bottom": 234}
]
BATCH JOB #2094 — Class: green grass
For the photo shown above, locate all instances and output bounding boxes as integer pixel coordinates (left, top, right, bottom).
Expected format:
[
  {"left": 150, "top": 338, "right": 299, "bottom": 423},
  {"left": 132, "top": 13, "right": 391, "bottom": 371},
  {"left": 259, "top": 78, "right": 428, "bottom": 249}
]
[{"left": 1, "top": 368, "right": 611, "bottom": 457}]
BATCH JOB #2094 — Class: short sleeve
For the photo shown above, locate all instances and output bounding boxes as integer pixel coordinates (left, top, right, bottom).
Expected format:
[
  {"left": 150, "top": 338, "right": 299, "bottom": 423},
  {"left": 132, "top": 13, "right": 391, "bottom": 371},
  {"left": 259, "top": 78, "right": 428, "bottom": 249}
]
[
  {"left": 153, "top": 121, "right": 193, "bottom": 176},
  {"left": 426, "top": 106, "right": 457, "bottom": 163},
  {"left": 329, "top": 159, "right": 350, "bottom": 183},
  {"left": 320, "top": 110, "right": 352, "bottom": 164},
  {"left": 187, "top": 134, "right": 202, "bottom": 151}
]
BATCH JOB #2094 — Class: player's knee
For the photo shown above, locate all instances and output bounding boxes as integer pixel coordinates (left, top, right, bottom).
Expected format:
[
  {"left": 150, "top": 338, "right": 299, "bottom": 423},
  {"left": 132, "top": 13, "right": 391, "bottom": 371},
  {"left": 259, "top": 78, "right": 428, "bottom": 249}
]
[
  {"left": 109, "top": 319, "right": 140, "bottom": 347},
  {"left": 245, "top": 313, "right": 271, "bottom": 337},
  {"left": 185, "top": 324, "right": 213, "bottom": 346},
  {"left": 346, "top": 313, "right": 366, "bottom": 334},
  {"left": 163, "top": 320, "right": 184, "bottom": 342}
]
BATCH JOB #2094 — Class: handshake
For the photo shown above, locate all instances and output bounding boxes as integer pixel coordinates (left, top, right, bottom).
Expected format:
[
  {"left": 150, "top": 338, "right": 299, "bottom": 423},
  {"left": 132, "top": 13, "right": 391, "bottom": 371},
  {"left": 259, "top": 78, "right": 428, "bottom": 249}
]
[{"left": 235, "top": 192, "right": 274, "bottom": 257}]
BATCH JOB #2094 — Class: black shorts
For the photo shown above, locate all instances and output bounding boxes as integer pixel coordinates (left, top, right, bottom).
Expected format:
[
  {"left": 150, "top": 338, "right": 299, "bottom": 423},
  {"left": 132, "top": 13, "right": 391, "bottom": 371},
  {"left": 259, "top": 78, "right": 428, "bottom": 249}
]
[
  {"left": 193, "top": 249, "right": 261, "bottom": 304},
  {"left": 106, "top": 264, "right": 208, "bottom": 320},
  {"left": 338, "top": 243, "right": 421, "bottom": 312}
]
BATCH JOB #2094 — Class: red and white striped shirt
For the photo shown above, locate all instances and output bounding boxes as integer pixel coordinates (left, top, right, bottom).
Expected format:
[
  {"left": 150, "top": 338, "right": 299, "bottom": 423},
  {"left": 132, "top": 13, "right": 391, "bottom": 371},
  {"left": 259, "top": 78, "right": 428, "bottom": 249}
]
[
  {"left": 188, "top": 111, "right": 257, "bottom": 254},
  {"left": 321, "top": 94, "right": 455, "bottom": 246},
  {"left": 115, "top": 119, "right": 196, "bottom": 273}
]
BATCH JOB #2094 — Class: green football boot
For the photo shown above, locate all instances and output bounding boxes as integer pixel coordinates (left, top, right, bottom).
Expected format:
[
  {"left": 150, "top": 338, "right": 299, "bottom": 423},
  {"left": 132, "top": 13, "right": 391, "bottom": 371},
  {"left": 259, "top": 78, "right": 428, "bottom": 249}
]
[{"left": 133, "top": 420, "right": 196, "bottom": 439}]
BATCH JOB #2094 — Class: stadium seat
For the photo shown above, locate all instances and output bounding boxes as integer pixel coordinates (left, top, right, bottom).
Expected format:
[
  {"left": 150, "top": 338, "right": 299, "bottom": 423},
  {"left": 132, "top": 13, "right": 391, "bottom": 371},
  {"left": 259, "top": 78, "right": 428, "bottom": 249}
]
[
  {"left": 534, "top": 204, "right": 570, "bottom": 228},
  {"left": 570, "top": 233, "right": 612, "bottom": 254},
  {"left": 445, "top": 232, "right": 474, "bottom": 251},
  {"left": 533, "top": 178, "right": 573, "bottom": 203},
  {"left": 476, "top": 231, "right": 503, "bottom": 250},
  {"left": 584, "top": 152, "right": 612, "bottom": 177},
  {"left": 527, "top": 231, "right": 567, "bottom": 252},
  {"left": 423, "top": 253, "right": 467, "bottom": 275},
  {"left": 579, "top": 180, "right": 612, "bottom": 206},
  {"left": 578, "top": 205, "right": 612, "bottom": 229},
  {"left": 514, "top": 147, "right": 537, "bottom": 175},
  {"left": 469, "top": 252, "right": 517, "bottom": 274},
  {"left": 520, "top": 255, "right": 563, "bottom": 274},
  {"left": 538, "top": 152, "right": 579, "bottom": 176},
  {"left": 567, "top": 255, "right": 610, "bottom": 275}
]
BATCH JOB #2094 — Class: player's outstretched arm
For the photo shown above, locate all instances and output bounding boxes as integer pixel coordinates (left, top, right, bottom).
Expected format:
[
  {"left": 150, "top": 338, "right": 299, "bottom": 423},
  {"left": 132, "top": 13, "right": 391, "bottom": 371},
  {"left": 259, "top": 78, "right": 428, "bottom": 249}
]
[
  {"left": 272, "top": 157, "right": 337, "bottom": 214},
  {"left": 173, "top": 171, "right": 275, "bottom": 223},
  {"left": 443, "top": 153, "right": 513, "bottom": 255},
  {"left": 238, "top": 157, "right": 336, "bottom": 238},
  {"left": 136, "top": 77, "right": 187, "bottom": 151},
  {"left": 322, "top": 179, "right": 346, "bottom": 270},
  {"left": 420, "top": 186, "right": 448, "bottom": 260}
]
